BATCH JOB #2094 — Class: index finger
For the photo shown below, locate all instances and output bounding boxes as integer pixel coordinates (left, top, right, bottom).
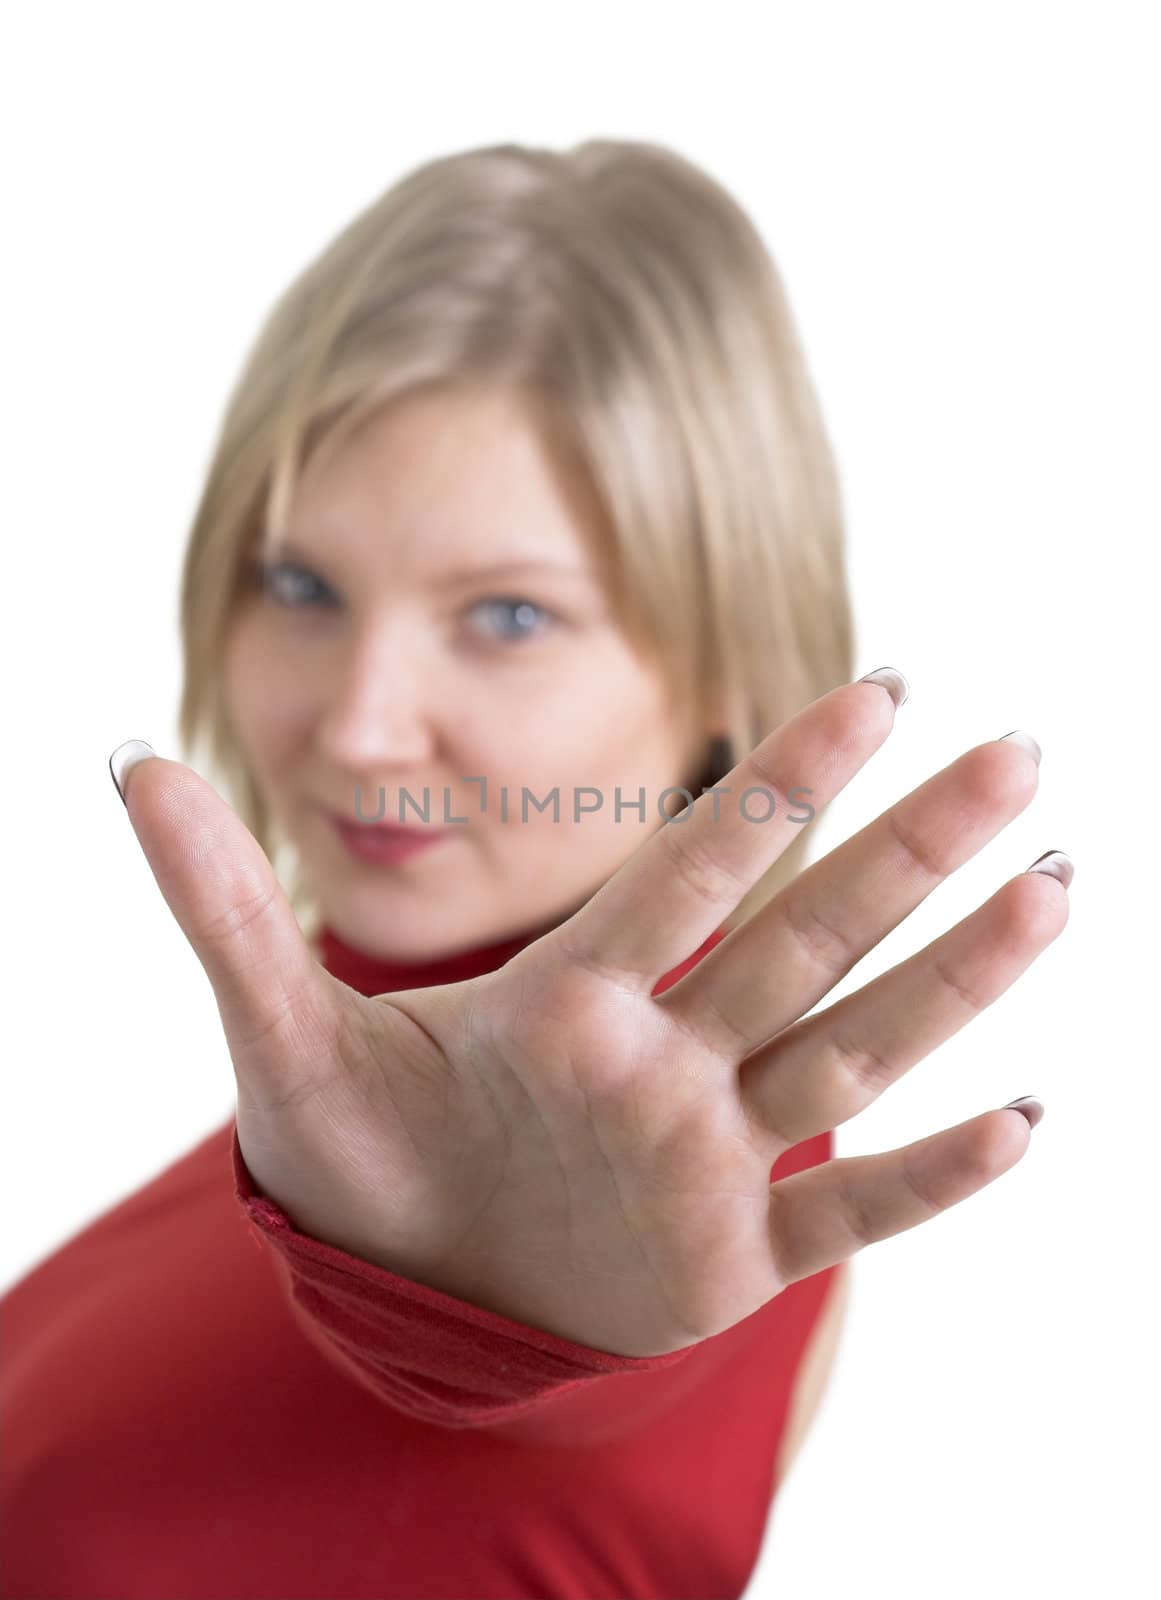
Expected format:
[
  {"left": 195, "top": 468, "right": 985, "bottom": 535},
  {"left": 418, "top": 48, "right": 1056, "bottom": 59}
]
[{"left": 552, "top": 669, "right": 909, "bottom": 991}]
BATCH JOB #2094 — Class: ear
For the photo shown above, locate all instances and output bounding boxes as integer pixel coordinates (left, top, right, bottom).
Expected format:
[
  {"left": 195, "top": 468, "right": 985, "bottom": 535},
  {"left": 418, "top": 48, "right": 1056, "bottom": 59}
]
[
  {"left": 697, "top": 682, "right": 735, "bottom": 778},
  {"left": 702, "top": 681, "right": 731, "bottom": 736},
  {"left": 702, "top": 733, "right": 735, "bottom": 778}
]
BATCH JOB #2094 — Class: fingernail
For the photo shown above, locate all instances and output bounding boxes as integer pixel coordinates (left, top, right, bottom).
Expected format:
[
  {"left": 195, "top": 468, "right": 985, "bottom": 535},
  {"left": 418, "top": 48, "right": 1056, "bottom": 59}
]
[
  {"left": 857, "top": 667, "right": 909, "bottom": 708},
  {"left": 1000, "top": 730, "right": 1042, "bottom": 765},
  {"left": 1003, "top": 1095, "right": 1045, "bottom": 1129},
  {"left": 1025, "top": 849, "right": 1074, "bottom": 889},
  {"left": 109, "top": 739, "right": 156, "bottom": 805}
]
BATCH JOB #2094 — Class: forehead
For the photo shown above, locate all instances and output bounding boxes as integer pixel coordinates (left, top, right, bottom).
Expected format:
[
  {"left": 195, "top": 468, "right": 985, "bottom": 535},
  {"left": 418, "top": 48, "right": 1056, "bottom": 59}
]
[{"left": 285, "top": 386, "right": 615, "bottom": 580}]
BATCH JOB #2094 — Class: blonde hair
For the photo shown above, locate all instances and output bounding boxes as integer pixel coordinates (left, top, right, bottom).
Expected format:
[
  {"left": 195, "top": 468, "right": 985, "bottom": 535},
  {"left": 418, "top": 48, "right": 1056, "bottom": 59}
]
[{"left": 178, "top": 138, "right": 855, "bottom": 952}]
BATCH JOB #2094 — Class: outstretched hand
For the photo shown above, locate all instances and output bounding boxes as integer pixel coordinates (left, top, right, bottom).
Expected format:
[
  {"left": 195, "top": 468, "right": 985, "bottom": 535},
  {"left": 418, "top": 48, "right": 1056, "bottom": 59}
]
[{"left": 111, "top": 675, "right": 1069, "bottom": 1357}]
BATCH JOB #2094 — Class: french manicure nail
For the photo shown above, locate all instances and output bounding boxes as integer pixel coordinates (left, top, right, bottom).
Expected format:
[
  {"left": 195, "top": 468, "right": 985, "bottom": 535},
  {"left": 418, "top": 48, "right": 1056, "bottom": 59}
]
[
  {"left": 857, "top": 667, "right": 910, "bottom": 708},
  {"left": 1001, "top": 730, "right": 1042, "bottom": 764},
  {"left": 1026, "top": 849, "right": 1074, "bottom": 889},
  {"left": 109, "top": 739, "right": 156, "bottom": 805},
  {"left": 1003, "top": 1095, "right": 1045, "bottom": 1129}
]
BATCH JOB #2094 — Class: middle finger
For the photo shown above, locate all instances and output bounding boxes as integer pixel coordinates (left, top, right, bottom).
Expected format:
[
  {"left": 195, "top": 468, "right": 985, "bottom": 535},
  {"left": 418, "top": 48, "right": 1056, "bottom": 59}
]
[{"left": 656, "top": 731, "right": 1042, "bottom": 1059}]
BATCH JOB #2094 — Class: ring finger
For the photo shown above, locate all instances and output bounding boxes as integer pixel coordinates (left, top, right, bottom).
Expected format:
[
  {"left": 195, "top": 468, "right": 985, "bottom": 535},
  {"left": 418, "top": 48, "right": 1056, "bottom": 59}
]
[
  {"left": 657, "top": 732, "right": 1043, "bottom": 1059},
  {"left": 738, "top": 852, "right": 1073, "bottom": 1152}
]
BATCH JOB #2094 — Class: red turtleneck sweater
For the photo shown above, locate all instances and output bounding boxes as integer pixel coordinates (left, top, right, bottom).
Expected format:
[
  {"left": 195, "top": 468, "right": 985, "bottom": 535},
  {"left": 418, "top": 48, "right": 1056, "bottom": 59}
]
[{"left": 0, "top": 919, "right": 836, "bottom": 1600}]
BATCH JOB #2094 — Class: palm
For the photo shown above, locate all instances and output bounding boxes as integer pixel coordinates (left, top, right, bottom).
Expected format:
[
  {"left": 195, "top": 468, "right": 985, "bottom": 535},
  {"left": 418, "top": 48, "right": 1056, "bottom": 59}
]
[
  {"left": 115, "top": 677, "right": 1068, "bottom": 1358},
  {"left": 320, "top": 950, "right": 782, "bottom": 1355}
]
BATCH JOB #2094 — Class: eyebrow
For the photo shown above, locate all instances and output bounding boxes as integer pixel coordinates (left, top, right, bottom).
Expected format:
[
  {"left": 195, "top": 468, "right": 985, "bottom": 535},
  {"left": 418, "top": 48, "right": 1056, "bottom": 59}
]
[{"left": 266, "top": 537, "right": 598, "bottom": 587}]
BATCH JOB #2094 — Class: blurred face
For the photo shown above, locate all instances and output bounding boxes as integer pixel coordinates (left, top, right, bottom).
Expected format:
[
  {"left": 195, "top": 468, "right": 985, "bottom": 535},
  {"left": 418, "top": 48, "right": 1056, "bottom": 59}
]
[{"left": 223, "top": 385, "right": 714, "bottom": 961}]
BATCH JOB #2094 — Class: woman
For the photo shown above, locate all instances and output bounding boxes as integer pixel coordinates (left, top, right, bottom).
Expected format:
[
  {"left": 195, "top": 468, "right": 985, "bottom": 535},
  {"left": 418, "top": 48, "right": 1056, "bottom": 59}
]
[{"left": 0, "top": 138, "right": 1070, "bottom": 1600}]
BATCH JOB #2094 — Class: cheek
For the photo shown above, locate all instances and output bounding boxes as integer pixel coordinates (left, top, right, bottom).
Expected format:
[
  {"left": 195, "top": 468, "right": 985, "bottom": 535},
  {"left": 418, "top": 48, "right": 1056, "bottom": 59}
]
[
  {"left": 480, "top": 655, "right": 678, "bottom": 839},
  {"left": 220, "top": 623, "right": 250, "bottom": 736},
  {"left": 222, "top": 619, "right": 304, "bottom": 769},
  {"left": 471, "top": 696, "right": 616, "bottom": 797},
  {"left": 560, "top": 666, "right": 680, "bottom": 784}
]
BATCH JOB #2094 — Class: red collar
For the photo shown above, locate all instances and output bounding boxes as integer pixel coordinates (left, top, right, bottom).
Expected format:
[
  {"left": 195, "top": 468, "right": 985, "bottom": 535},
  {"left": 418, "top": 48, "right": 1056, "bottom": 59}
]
[{"left": 315, "top": 912, "right": 567, "bottom": 996}]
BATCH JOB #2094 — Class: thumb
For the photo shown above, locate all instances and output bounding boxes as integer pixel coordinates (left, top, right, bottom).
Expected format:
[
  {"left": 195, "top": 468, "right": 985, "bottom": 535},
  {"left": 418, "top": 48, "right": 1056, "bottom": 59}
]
[{"left": 109, "top": 739, "right": 335, "bottom": 1099}]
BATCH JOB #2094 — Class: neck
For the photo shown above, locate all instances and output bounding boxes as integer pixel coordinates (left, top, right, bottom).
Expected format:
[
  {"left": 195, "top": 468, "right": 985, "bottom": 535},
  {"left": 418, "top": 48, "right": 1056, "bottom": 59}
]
[{"left": 313, "top": 907, "right": 576, "bottom": 996}]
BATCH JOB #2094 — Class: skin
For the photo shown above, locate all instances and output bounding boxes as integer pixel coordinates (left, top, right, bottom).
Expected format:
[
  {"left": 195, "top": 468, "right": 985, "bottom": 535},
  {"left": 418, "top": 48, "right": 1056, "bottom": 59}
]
[
  {"left": 223, "top": 385, "right": 719, "bottom": 964},
  {"left": 113, "top": 387, "right": 1069, "bottom": 1479},
  {"left": 222, "top": 383, "right": 848, "bottom": 1467}
]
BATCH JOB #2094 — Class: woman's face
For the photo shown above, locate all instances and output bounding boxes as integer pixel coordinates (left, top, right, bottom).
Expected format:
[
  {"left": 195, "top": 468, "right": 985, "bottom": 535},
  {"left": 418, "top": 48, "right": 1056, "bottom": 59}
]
[{"left": 223, "top": 385, "right": 713, "bottom": 960}]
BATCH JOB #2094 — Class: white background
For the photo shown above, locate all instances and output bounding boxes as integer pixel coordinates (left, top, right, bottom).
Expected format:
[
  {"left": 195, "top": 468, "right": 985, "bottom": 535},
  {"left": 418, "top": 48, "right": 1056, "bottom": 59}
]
[{"left": 2, "top": 4, "right": 1156, "bottom": 1596}]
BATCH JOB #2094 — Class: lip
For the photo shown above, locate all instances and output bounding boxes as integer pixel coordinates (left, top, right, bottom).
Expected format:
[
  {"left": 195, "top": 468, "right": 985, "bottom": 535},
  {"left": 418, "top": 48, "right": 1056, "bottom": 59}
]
[{"left": 329, "top": 814, "right": 451, "bottom": 866}]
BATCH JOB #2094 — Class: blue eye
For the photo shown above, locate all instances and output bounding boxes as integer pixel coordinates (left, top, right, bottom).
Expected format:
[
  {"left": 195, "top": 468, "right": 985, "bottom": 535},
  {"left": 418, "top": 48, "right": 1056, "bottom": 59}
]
[
  {"left": 256, "top": 560, "right": 335, "bottom": 609},
  {"left": 252, "top": 562, "right": 553, "bottom": 641},
  {"left": 467, "top": 597, "right": 555, "bottom": 643}
]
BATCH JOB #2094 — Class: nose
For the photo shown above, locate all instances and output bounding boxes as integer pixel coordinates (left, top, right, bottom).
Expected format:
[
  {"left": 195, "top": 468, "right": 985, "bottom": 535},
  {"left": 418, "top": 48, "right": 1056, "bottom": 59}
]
[{"left": 313, "top": 624, "right": 437, "bottom": 773}]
